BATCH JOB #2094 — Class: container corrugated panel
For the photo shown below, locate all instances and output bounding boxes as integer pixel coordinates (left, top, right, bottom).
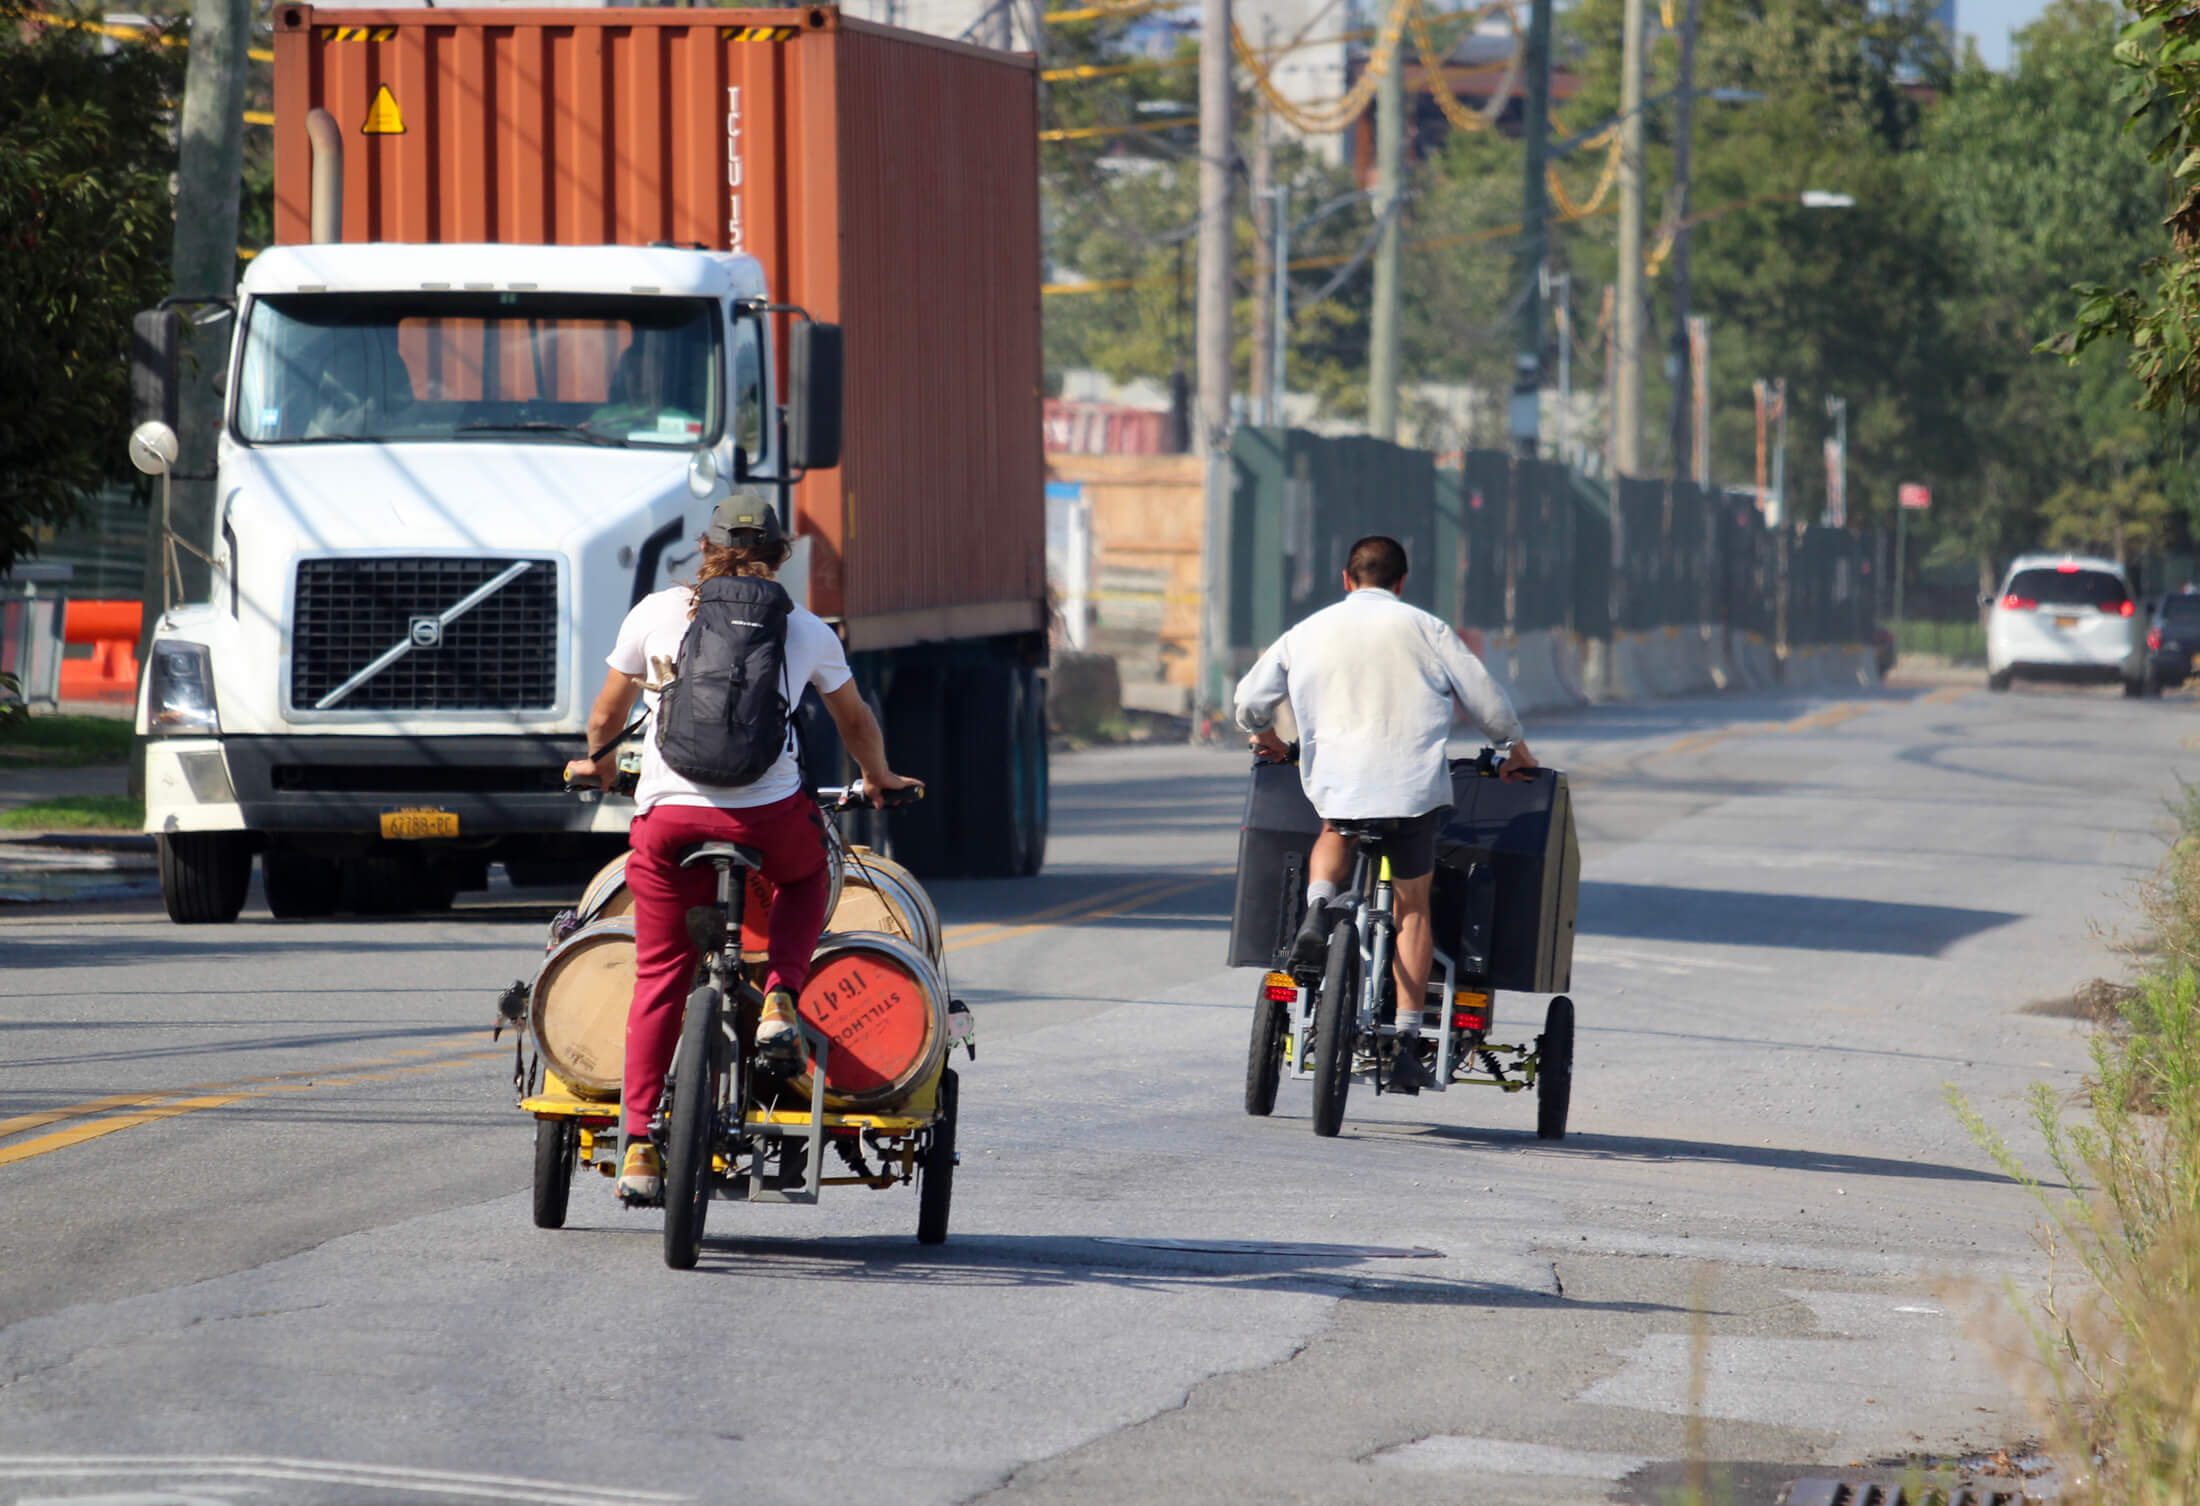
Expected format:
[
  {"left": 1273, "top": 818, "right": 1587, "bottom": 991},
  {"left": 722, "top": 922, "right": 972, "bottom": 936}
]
[{"left": 271, "top": 6, "right": 1043, "bottom": 646}]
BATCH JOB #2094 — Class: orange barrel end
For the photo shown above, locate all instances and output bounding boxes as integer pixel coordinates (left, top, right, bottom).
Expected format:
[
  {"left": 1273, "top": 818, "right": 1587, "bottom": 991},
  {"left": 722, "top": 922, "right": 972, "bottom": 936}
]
[{"left": 790, "top": 931, "right": 948, "bottom": 1112}]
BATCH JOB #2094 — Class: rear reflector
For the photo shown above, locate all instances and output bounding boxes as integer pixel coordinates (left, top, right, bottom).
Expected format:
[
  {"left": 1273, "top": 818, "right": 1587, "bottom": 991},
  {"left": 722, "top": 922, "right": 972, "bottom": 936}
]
[
  {"left": 1452, "top": 989, "right": 1490, "bottom": 1033},
  {"left": 1262, "top": 972, "right": 1296, "bottom": 1004}
]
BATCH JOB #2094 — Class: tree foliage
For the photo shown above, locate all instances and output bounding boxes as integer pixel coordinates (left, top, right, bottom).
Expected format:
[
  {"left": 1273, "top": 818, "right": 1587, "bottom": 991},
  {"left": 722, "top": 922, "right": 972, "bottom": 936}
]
[{"left": 0, "top": 4, "right": 179, "bottom": 575}]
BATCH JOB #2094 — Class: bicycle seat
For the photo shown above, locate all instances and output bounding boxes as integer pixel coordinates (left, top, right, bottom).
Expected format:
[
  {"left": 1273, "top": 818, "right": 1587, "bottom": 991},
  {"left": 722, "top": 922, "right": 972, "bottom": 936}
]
[
  {"left": 1330, "top": 819, "right": 1403, "bottom": 843},
  {"left": 677, "top": 841, "right": 766, "bottom": 872}
]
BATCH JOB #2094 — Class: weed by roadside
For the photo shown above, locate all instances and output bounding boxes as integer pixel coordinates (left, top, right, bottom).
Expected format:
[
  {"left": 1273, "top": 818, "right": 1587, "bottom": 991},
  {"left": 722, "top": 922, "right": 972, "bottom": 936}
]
[
  {"left": 0, "top": 715, "right": 133, "bottom": 769},
  {"left": 0, "top": 795, "right": 143, "bottom": 831},
  {"left": 1950, "top": 782, "right": 2200, "bottom": 1504}
]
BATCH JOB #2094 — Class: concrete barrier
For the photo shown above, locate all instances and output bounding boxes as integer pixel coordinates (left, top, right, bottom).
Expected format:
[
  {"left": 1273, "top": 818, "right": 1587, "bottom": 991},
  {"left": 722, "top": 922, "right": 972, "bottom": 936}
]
[
  {"left": 1454, "top": 622, "right": 1875, "bottom": 711},
  {"left": 1047, "top": 651, "right": 1122, "bottom": 739},
  {"left": 1457, "top": 626, "right": 1588, "bottom": 715}
]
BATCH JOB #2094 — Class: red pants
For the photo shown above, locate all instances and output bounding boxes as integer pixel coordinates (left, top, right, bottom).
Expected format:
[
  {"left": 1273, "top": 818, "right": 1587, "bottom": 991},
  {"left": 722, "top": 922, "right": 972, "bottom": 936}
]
[{"left": 622, "top": 796, "right": 831, "bottom": 1137}]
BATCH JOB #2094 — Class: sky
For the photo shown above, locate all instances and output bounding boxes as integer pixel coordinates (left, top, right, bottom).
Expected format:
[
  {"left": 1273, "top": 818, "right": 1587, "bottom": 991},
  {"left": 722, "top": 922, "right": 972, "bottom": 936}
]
[{"left": 1962, "top": 0, "right": 2053, "bottom": 70}]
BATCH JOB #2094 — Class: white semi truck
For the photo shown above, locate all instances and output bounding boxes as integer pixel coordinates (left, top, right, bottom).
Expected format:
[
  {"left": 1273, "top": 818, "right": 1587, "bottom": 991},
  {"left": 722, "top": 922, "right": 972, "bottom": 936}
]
[{"left": 130, "top": 243, "right": 861, "bottom": 919}]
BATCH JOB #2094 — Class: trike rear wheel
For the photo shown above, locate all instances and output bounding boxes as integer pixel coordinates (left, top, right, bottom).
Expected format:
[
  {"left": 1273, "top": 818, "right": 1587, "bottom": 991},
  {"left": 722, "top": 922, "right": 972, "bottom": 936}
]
[
  {"left": 917, "top": 1067, "right": 959, "bottom": 1245},
  {"left": 1244, "top": 977, "right": 1288, "bottom": 1117},
  {"left": 1310, "top": 919, "right": 1359, "bottom": 1138},
  {"left": 663, "top": 983, "right": 726, "bottom": 1270},
  {"left": 1536, "top": 995, "right": 1574, "bottom": 1141},
  {"left": 532, "top": 1117, "right": 576, "bottom": 1230}
]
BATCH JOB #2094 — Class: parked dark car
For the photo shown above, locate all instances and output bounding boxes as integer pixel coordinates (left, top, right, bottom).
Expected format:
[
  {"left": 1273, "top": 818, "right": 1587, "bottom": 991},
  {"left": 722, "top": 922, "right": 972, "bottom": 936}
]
[{"left": 2123, "top": 587, "right": 2200, "bottom": 697}]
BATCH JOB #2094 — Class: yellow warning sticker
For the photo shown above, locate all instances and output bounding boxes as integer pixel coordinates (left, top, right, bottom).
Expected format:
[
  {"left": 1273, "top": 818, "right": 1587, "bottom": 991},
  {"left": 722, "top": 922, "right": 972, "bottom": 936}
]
[
  {"left": 321, "top": 25, "right": 395, "bottom": 41},
  {"left": 361, "top": 84, "right": 405, "bottom": 135},
  {"left": 719, "top": 24, "right": 797, "bottom": 40}
]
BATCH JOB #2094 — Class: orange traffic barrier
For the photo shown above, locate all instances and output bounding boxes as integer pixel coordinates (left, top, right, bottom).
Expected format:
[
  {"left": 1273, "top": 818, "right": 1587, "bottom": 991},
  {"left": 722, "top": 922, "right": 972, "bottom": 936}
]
[{"left": 59, "top": 599, "right": 141, "bottom": 704}]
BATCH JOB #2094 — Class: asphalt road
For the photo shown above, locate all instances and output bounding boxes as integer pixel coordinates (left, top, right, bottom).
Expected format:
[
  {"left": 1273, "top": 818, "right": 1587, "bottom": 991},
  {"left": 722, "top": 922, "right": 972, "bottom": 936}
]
[{"left": 0, "top": 668, "right": 2167, "bottom": 1505}]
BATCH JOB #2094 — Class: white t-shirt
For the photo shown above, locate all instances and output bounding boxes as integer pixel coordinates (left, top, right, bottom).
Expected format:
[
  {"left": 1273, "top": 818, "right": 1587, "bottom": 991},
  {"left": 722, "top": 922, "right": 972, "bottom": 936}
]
[{"left": 607, "top": 583, "right": 852, "bottom": 813}]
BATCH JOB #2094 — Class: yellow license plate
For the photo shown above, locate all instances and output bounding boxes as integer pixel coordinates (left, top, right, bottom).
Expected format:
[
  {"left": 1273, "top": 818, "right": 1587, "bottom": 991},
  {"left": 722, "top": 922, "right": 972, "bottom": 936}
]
[
  {"left": 2054, "top": 615, "right": 2079, "bottom": 629},
  {"left": 379, "top": 808, "right": 458, "bottom": 840}
]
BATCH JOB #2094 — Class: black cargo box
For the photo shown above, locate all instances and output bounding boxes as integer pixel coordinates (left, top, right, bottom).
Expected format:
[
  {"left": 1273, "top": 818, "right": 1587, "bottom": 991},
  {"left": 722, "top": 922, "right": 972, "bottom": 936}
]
[{"left": 1226, "top": 758, "right": 1579, "bottom": 994}]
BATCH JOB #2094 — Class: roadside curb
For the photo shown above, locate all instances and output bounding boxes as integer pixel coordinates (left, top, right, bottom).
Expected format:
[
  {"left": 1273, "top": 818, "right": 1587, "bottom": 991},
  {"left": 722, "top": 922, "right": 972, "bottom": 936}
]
[{"left": 0, "top": 837, "right": 160, "bottom": 905}]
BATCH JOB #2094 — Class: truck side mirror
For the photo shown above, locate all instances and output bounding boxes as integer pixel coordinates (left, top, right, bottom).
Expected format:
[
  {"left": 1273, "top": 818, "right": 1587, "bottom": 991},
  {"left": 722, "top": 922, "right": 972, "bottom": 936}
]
[
  {"left": 132, "top": 308, "right": 181, "bottom": 429},
  {"left": 788, "top": 320, "right": 842, "bottom": 472}
]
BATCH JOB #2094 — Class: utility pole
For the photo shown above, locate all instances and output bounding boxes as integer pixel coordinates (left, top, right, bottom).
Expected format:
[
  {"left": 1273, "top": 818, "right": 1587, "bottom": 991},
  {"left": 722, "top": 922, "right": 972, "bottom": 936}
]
[
  {"left": 1511, "top": 0, "right": 1556, "bottom": 456},
  {"left": 146, "top": 0, "right": 251, "bottom": 639},
  {"left": 1368, "top": 25, "right": 1405, "bottom": 442},
  {"left": 1665, "top": 0, "right": 1701, "bottom": 473},
  {"left": 1552, "top": 268, "right": 1572, "bottom": 467},
  {"left": 1251, "top": 64, "right": 1275, "bottom": 429},
  {"left": 1269, "top": 183, "right": 1290, "bottom": 428},
  {"left": 1687, "top": 314, "right": 1709, "bottom": 484},
  {"left": 1612, "top": 0, "right": 1647, "bottom": 478},
  {"left": 1193, "top": 0, "right": 1236, "bottom": 721}
]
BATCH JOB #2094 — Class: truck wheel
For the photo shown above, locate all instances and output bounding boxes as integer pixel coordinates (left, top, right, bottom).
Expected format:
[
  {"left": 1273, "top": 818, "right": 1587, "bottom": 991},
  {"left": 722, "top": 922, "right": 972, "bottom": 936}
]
[
  {"left": 883, "top": 665, "right": 954, "bottom": 877},
  {"left": 1016, "top": 664, "right": 1049, "bottom": 877},
  {"left": 951, "top": 659, "right": 1023, "bottom": 878},
  {"left": 158, "top": 832, "right": 252, "bottom": 925},
  {"left": 263, "top": 846, "right": 343, "bottom": 920}
]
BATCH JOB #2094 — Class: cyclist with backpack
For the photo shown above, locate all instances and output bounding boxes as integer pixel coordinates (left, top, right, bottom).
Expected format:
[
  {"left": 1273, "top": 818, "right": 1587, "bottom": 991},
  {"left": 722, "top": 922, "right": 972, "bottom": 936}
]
[{"left": 564, "top": 493, "right": 921, "bottom": 1202}]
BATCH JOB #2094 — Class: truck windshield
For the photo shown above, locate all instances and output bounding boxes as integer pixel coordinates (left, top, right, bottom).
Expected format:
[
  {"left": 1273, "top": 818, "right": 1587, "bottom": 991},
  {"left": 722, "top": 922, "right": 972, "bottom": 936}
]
[{"left": 233, "top": 291, "right": 722, "bottom": 448}]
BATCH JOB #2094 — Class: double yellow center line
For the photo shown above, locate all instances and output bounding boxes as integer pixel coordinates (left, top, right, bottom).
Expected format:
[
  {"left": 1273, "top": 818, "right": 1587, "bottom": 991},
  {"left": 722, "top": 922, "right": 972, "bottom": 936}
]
[
  {"left": 0, "top": 1047, "right": 504, "bottom": 1170},
  {"left": 2, "top": 873, "right": 1224, "bottom": 1170}
]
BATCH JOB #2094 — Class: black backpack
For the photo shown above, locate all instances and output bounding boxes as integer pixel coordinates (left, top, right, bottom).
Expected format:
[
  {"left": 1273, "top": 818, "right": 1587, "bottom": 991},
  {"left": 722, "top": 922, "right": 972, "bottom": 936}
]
[{"left": 654, "top": 575, "right": 795, "bottom": 787}]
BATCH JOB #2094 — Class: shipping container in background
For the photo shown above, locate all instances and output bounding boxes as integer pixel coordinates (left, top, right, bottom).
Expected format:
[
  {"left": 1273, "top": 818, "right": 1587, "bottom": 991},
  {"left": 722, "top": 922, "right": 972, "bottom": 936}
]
[{"left": 270, "top": 4, "right": 1047, "bottom": 651}]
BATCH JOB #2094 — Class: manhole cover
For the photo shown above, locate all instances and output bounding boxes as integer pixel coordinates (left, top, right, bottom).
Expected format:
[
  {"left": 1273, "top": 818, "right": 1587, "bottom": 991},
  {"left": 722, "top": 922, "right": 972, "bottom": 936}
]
[{"left": 1089, "top": 1238, "right": 1442, "bottom": 1259}]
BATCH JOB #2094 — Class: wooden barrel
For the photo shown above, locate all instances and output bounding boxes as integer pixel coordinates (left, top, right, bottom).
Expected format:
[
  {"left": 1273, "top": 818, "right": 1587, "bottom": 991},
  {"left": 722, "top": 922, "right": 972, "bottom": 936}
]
[
  {"left": 788, "top": 931, "right": 950, "bottom": 1112},
  {"left": 574, "top": 854, "right": 631, "bottom": 924},
  {"left": 830, "top": 847, "right": 942, "bottom": 963},
  {"left": 528, "top": 920, "right": 635, "bottom": 1099},
  {"left": 573, "top": 844, "right": 844, "bottom": 959}
]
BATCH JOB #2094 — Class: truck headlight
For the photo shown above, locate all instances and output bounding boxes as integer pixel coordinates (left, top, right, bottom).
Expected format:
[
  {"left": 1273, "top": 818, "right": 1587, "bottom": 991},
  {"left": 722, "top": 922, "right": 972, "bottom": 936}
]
[{"left": 149, "top": 641, "right": 219, "bottom": 736}]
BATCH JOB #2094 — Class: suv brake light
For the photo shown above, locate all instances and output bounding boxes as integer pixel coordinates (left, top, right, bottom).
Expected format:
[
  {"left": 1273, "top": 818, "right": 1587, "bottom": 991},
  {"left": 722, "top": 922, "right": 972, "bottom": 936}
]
[
  {"left": 2116, "top": 601, "right": 2136, "bottom": 617},
  {"left": 2150, "top": 627, "right": 2165, "bottom": 651},
  {"left": 2002, "top": 594, "right": 2037, "bottom": 610}
]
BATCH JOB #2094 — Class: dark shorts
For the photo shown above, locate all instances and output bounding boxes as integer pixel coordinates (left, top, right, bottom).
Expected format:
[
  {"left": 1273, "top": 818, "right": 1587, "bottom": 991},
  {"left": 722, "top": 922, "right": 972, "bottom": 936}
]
[{"left": 1323, "top": 807, "right": 1448, "bottom": 882}]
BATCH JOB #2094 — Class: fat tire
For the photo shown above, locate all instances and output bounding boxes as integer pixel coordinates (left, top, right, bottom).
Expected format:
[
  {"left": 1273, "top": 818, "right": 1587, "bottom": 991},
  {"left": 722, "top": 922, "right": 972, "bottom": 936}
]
[
  {"left": 882, "top": 665, "right": 953, "bottom": 877},
  {"left": 158, "top": 832, "right": 251, "bottom": 925},
  {"left": 1016, "top": 664, "right": 1049, "bottom": 877},
  {"left": 1536, "top": 995, "right": 1575, "bottom": 1141},
  {"left": 662, "top": 983, "right": 723, "bottom": 1270},
  {"left": 532, "top": 1117, "right": 576, "bottom": 1229},
  {"left": 263, "top": 846, "right": 343, "bottom": 919},
  {"left": 1244, "top": 978, "right": 1288, "bottom": 1117},
  {"left": 1310, "top": 918, "right": 1358, "bottom": 1138},
  {"left": 951, "top": 659, "right": 1023, "bottom": 878},
  {"left": 916, "top": 1067, "right": 958, "bottom": 1245}
]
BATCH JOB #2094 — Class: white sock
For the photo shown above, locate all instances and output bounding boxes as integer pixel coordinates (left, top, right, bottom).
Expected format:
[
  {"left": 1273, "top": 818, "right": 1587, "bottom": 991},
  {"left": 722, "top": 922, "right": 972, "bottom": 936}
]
[
  {"left": 1306, "top": 878, "right": 1339, "bottom": 909},
  {"left": 1394, "top": 1009, "right": 1423, "bottom": 1037}
]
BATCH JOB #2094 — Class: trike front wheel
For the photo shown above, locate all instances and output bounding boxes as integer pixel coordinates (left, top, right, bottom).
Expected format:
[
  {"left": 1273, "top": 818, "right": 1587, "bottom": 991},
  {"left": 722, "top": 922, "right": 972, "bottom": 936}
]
[{"left": 663, "top": 983, "right": 726, "bottom": 1270}]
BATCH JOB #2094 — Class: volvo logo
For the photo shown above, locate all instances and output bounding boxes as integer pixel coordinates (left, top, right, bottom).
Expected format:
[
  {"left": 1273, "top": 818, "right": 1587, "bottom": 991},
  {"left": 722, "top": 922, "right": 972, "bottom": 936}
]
[{"left": 408, "top": 616, "right": 443, "bottom": 648}]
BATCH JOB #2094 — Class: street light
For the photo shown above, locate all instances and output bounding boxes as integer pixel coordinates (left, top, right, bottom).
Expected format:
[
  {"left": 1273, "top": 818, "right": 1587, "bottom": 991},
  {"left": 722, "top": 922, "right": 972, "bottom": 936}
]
[{"left": 1799, "top": 190, "right": 1856, "bottom": 209}]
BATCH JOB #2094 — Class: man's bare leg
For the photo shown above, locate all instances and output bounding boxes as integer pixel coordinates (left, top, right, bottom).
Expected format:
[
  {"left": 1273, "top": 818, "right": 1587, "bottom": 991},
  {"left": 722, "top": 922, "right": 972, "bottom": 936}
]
[{"left": 1389, "top": 872, "right": 1434, "bottom": 1032}]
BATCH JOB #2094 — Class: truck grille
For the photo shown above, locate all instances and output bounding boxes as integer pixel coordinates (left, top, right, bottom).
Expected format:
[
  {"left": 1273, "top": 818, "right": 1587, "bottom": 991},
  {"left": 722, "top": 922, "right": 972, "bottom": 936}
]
[{"left": 291, "top": 557, "right": 557, "bottom": 712}]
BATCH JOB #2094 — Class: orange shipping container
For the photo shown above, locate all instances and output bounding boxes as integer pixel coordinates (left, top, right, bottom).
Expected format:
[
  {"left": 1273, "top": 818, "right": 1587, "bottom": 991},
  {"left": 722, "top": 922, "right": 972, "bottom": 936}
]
[{"left": 270, "top": 5, "right": 1045, "bottom": 651}]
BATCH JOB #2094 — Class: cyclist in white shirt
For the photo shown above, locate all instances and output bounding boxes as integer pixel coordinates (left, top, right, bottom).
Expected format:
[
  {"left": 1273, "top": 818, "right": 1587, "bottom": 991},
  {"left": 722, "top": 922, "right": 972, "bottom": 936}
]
[{"left": 1233, "top": 535, "right": 1536, "bottom": 1091}]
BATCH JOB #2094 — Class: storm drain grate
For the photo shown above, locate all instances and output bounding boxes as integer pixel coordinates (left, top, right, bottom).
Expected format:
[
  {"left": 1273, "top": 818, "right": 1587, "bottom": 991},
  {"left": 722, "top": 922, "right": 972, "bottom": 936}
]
[{"left": 1785, "top": 1479, "right": 2029, "bottom": 1506}]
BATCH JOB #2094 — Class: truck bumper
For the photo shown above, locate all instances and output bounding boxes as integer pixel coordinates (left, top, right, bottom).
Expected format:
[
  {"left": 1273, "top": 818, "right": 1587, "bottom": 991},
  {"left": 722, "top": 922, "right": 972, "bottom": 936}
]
[{"left": 144, "top": 735, "right": 634, "bottom": 837}]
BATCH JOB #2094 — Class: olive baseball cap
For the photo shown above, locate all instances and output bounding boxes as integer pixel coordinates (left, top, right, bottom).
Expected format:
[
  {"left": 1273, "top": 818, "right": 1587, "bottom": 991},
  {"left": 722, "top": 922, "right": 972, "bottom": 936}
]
[{"left": 705, "top": 490, "right": 787, "bottom": 548}]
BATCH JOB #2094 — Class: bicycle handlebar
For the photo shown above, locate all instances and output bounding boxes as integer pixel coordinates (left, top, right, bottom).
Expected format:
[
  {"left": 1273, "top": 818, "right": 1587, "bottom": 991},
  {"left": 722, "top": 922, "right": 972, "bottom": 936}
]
[{"left": 817, "top": 780, "right": 926, "bottom": 811}]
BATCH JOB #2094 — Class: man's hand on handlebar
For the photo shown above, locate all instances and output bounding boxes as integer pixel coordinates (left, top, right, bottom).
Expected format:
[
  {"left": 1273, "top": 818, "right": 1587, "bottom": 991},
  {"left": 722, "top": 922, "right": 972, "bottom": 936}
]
[
  {"left": 1248, "top": 728, "right": 1291, "bottom": 764},
  {"left": 1497, "top": 739, "right": 1540, "bottom": 783},
  {"left": 563, "top": 756, "right": 617, "bottom": 792},
  {"left": 850, "top": 770, "right": 924, "bottom": 808}
]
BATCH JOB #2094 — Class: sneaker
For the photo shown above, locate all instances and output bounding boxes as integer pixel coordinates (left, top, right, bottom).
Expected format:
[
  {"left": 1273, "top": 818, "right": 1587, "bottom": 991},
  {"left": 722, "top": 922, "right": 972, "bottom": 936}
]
[
  {"left": 1386, "top": 1037, "right": 1438, "bottom": 1095},
  {"left": 755, "top": 988, "right": 803, "bottom": 1073},
  {"left": 1290, "top": 899, "right": 1333, "bottom": 966},
  {"left": 616, "top": 1141, "right": 663, "bottom": 1204}
]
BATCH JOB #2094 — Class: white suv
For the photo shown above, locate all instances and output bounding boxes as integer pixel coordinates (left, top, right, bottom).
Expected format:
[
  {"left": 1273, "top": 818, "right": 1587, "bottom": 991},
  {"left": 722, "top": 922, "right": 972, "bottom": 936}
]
[{"left": 1984, "top": 554, "right": 2138, "bottom": 692}]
